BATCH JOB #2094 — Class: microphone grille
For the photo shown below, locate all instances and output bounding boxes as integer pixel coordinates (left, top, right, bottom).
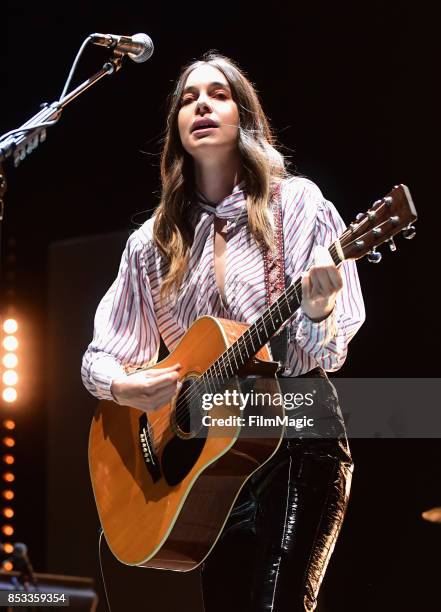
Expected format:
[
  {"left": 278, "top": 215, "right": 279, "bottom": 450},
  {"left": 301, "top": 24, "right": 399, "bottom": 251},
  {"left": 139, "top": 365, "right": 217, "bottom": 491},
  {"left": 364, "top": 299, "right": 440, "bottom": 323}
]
[{"left": 130, "top": 34, "right": 154, "bottom": 64}]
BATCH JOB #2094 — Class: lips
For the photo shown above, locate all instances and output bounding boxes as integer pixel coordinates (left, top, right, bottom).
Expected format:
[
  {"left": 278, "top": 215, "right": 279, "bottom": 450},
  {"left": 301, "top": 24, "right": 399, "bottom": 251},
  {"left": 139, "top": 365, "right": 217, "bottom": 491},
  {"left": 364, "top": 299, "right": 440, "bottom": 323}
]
[{"left": 191, "top": 118, "right": 219, "bottom": 133}]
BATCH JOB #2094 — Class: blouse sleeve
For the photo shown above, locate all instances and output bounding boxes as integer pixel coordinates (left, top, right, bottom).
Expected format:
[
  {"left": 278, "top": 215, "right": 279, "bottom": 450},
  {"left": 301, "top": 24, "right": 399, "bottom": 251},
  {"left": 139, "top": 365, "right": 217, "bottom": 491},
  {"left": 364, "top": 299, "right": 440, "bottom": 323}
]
[
  {"left": 286, "top": 181, "right": 366, "bottom": 373},
  {"left": 81, "top": 230, "right": 160, "bottom": 400}
]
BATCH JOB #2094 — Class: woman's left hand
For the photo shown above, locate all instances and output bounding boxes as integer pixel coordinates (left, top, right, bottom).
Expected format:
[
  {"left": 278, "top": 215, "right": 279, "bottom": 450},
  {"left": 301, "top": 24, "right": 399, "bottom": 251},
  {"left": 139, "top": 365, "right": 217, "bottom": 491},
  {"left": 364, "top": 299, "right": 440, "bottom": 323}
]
[{"left": 301, "top": 245, "right": 343, "bottom": 322}]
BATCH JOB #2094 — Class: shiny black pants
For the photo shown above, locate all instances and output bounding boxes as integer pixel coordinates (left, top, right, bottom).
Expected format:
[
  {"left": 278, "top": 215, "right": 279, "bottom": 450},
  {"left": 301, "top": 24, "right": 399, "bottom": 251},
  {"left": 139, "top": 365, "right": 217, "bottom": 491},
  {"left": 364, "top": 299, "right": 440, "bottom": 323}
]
[{"left": 201, "top": 375, "right": 353, "bottom": 611}]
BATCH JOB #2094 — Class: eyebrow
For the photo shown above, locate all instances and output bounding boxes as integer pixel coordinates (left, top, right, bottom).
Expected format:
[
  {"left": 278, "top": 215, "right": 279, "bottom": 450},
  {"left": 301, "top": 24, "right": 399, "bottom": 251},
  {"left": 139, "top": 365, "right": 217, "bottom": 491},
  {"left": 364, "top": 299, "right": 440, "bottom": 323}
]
[{"left": 182, "top": 81, "right": 231, "bottom": 95}]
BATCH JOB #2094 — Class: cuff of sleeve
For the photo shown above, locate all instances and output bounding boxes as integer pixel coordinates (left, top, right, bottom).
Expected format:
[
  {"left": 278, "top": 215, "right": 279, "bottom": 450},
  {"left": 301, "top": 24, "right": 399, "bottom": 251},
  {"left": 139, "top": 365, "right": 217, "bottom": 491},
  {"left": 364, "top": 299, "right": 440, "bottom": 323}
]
[
  {"left": 90, "top": 355, "right": 128, "bottom": 401},
  {"left": 296, "top": 307, "right": 337, "bottom": 349}
]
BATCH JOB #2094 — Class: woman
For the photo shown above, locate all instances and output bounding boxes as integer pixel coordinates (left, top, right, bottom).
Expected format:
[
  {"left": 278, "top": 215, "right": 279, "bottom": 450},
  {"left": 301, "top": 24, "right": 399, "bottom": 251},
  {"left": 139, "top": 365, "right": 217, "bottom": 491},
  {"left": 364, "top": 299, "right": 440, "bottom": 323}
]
[{"left": 82, "top": 51, "right": 365, "bottom": 611}]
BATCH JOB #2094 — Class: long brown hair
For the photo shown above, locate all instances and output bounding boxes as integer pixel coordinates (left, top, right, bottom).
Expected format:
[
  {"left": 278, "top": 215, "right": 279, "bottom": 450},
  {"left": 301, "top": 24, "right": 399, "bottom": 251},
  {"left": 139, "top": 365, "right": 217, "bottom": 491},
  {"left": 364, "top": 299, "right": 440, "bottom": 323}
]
[{"left": 153, "top": 51, "right": 291, "bottom": 303}]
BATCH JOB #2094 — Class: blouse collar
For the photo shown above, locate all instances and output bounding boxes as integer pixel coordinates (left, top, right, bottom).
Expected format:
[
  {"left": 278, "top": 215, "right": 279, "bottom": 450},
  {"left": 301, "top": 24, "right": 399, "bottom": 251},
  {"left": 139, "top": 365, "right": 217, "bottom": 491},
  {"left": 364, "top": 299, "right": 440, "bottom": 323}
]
[{"left": 194, "top": 180, "right": 247, "bottom": 219}]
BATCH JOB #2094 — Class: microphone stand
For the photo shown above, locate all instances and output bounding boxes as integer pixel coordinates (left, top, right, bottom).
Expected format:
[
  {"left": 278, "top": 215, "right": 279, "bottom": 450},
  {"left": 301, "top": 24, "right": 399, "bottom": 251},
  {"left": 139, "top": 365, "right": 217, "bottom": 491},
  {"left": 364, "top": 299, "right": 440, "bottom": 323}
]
[{"left": 0, "top": 51, "right": 124, "bottom": 279}]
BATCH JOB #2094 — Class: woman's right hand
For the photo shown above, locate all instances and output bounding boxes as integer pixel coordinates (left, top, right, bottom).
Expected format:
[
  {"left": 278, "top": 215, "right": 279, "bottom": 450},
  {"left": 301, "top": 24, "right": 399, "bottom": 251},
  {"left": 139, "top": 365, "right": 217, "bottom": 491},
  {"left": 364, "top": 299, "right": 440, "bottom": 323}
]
[{"left": 110, "top": 363, "right": 182, "bottom": 412}]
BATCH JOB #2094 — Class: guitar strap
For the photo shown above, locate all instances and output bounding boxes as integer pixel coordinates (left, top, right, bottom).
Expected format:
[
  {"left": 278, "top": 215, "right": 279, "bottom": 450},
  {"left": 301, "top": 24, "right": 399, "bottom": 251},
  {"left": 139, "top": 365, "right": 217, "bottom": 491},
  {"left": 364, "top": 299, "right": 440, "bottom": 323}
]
[{"left": 263, "top": 182, "right": 289, "bottom": 373}]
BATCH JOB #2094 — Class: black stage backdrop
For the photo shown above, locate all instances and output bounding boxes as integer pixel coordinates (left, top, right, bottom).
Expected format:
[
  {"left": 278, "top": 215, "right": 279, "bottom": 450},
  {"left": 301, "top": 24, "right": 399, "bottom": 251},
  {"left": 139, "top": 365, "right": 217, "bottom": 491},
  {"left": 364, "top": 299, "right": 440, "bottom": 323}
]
[{"left": 1, "top": 1, "right": 439, "bottom": 610}]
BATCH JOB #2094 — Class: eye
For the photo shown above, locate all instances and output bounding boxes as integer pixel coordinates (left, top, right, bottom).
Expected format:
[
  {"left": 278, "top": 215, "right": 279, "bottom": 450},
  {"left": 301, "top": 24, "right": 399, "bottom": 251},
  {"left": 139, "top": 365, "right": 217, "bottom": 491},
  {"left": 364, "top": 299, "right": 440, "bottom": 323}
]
[
  {"left": 180, "top": 97, "right": 193, "bottom": 106},
  {"left": 214, "top": 92, "right": 227, "bottom": 99}
]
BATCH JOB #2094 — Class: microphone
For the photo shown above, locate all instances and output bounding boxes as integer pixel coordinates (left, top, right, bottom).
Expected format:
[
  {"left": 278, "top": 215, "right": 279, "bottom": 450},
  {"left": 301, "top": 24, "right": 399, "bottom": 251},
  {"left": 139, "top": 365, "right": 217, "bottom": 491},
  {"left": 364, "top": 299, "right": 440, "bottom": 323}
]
[{"left": 90, "top": 33, "right": 154, "bottom": 63}]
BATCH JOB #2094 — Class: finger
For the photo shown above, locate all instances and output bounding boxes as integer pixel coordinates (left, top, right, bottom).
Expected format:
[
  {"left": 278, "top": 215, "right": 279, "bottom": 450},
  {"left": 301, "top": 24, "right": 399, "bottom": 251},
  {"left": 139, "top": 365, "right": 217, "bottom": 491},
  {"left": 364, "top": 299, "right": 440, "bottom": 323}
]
[
  {"left": 147, "top": 364, "right": 182, "bottom": 375},
  {"left": 314, "top": 268, "right": 335, "bottom": 297},
  {"left": 325, "top": 266, "right": 343, "bottom": 291},
  {"left": 301, "top": 272, "right": 311, "bottom": 300},
  {"left": 313, "top": 245, "right": 341, "bottom": 292},
  {"left": 148, "top": 369, "right": 181, "bottom": 382},
  {"left": 144, "top": 385, "right": 176, "bottom": 404},
  {"left": 150, "top": 388, "right": 180, "bottom": 411},
  {"left": 144, "top": 373, "right": 180, "bottom": 393},
  {"left": 313, "top": 268, "right": 337, "bottom": 298},
  {"left": 309, "top": 267, "right": 329, "bottom": 297}
]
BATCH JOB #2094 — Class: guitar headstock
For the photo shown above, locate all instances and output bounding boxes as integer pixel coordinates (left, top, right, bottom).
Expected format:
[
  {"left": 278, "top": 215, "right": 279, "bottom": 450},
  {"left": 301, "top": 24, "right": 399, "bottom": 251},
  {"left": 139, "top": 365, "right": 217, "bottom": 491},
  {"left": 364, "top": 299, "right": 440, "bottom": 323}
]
[{"left": 340, "top": 184, "right": 417, "bottom": 263}]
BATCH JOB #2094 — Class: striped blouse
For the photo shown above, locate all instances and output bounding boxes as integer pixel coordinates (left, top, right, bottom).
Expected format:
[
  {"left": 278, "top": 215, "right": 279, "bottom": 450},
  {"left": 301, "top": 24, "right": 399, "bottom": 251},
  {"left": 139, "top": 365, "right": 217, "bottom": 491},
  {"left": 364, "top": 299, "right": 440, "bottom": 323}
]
[{"left": 81, "top": 176, "right": 365, "bottom": 400}]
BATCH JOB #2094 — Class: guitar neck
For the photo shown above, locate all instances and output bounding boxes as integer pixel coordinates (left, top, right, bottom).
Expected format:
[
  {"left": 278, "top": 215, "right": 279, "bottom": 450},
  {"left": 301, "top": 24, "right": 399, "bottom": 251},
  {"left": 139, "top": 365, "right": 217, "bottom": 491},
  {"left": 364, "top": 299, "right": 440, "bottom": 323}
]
[{"left": 203, "top": 241, "right": 344, "bottom": 381}]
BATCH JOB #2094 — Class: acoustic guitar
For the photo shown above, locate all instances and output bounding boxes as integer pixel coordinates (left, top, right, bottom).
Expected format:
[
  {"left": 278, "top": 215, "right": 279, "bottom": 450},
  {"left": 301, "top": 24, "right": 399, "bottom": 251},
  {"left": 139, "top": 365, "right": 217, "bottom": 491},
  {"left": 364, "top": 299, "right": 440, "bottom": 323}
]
[{"left": 89, "top": 184, "right": 417, "bottom": 571}]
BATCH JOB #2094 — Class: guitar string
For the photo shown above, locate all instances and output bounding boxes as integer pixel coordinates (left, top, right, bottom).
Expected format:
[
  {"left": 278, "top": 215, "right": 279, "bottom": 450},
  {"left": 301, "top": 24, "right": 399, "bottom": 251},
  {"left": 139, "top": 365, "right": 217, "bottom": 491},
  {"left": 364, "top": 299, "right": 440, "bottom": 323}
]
[
  {"left": 146, "top": 279, "right": 305, "bottom": 447},
  {"left": 147, "top": 245, "right": 339, "bottom": 446},
  {"left": 144, "top": 205, "right": 393, "bottom": 447},
  {"left": 146, "top": 240, "right": 347, "bottom": 446},
  {"left": 146, "top": 241, "right": 347, "bottom": 447},
  {"left": 150, "top": 201, "right": 388, "bottom": 430}
]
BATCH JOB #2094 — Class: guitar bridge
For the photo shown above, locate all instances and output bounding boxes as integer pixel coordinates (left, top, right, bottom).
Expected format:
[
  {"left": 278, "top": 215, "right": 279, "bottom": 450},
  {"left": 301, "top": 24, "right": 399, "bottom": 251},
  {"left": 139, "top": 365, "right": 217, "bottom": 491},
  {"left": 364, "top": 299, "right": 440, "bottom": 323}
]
[{"left": 139, "top": 413, "right": 161, "bottom": 482}]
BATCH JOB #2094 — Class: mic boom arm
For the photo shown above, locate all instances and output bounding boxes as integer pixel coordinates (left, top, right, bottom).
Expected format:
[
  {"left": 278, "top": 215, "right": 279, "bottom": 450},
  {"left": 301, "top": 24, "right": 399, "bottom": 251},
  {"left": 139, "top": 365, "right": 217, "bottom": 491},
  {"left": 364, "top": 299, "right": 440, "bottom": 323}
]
[{"left": 0, "top": 32, "right": 153, "bottom": 166}]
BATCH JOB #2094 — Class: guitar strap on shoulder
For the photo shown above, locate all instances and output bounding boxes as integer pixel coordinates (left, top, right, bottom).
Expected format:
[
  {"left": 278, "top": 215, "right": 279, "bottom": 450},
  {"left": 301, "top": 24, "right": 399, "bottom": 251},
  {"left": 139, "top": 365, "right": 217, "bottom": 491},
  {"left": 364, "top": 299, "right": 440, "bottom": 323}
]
[{"left": 263, "top": 182, "right": 289, "bottom": 373}]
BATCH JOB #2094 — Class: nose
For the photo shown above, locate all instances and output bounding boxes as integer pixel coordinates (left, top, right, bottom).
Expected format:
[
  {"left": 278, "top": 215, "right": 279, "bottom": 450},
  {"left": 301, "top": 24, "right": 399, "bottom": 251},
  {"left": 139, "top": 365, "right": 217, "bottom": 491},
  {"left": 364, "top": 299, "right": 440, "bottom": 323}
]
[{"left": 195, "top": 93, "right": 212, "bottom": 115}]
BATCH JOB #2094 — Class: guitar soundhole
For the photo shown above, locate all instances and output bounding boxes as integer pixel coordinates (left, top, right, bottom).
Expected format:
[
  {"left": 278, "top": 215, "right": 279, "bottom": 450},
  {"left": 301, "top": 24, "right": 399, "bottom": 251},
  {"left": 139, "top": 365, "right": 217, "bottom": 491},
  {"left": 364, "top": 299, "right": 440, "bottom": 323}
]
[
  {"left": 162, "top": 376, "right": 208, "bottom": 487},
  {"left": 173, "top": 376, "right": 207, "bottom": 438}
]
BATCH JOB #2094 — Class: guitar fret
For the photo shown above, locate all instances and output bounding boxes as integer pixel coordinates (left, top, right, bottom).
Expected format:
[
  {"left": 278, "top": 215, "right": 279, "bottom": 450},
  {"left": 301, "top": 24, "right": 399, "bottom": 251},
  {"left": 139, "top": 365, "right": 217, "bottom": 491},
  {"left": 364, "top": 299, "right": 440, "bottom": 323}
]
[
  {"left": 254, "top": 323, "right": 262, "bottom": 344},
  {"left": 268, "top": 306, "right": 276, "bottom": 330},
  {"left": 261, "top": 315, "right": 270, "bottom": 338},
  {"left": 211, "top": 362, "right": 220, "bottom": 382},
  {"left": 292, "top": 281, "right": 301, "bottom": 308},
  {"left": 247, "top": 328, "right": 256, "bottom": 352},
  {"left": 279, "top": 299, "right": 289, "bottom": 321},
  {"left": 218, "top": 355, "right": 226, "bottom": 379},
  {"left": 225, "top": 352, "right": 234, "bottom": 377},
  {"left": 231, "top": 347, "right": 239, "bottom": 371},
  {"left": 242, "top": 333, "right": 251, "bottom": 358},
  {"left": 240, "top": 335, "right": 249, "bottom": 360},
  {"left": 276, "top": 301, "right": 284, "bottom": 324}
]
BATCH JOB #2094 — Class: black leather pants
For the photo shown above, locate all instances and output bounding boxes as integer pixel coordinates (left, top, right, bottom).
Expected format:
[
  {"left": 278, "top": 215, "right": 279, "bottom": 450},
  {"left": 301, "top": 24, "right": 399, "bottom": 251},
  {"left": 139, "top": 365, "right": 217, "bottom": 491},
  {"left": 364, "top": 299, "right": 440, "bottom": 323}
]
[{"left": 201, "top": 370, "right": 353, "bottom": 612}]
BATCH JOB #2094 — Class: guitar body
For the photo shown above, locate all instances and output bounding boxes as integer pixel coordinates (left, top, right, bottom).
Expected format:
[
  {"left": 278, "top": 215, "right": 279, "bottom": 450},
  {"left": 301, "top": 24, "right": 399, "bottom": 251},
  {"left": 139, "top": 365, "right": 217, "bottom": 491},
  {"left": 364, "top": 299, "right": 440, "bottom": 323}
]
[{"left": 89, "top": 316, "right": 284, "bottom": 571}]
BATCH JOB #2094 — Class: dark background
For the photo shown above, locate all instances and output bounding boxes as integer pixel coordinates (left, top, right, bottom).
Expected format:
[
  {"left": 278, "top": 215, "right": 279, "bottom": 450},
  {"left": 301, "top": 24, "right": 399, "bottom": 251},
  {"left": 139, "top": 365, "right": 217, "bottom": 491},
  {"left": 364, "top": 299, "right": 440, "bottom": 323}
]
[{"left": 1, "top": 1, "right": 440, "bottom": 610}]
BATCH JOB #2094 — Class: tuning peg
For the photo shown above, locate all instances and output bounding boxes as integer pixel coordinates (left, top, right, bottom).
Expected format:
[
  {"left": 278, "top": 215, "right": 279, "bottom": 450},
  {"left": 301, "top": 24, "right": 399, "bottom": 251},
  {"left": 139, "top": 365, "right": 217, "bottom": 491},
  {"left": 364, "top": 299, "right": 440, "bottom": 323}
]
[
  {"left": 356, "top": 213, "right": 365, "bottom": 221},
  {"left": 367, "top": 247, "right": 382, "bottom": 263},
  {"left": 387, "top": 237, "right": 397, "bottom": 252},
  {"left": 402, "top": 224, "right": 416, "bottom": 240}
]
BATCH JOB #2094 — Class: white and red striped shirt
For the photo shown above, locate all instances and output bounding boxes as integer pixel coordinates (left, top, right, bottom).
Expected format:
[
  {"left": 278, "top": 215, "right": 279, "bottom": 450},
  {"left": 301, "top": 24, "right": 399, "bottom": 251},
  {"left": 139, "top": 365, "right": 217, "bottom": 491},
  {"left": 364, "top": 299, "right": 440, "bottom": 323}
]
[{"left": 81, "top": 176, "right": 365, "bottom": 400}]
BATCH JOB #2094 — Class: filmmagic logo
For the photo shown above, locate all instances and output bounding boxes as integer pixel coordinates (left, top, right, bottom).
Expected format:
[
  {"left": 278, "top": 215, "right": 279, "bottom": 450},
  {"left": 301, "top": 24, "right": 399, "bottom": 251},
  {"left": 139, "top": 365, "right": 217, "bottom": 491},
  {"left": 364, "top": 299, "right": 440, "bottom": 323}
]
[{"left": 200, "top": 389, "right": 315, "bottom": 430}]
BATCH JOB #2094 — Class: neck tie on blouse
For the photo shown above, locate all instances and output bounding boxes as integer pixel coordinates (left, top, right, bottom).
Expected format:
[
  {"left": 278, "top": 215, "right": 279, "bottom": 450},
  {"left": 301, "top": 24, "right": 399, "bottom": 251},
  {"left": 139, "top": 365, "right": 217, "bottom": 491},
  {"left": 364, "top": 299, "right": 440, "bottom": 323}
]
[{"left": 194, "top": 181, "right": 247, "bottom": 220}]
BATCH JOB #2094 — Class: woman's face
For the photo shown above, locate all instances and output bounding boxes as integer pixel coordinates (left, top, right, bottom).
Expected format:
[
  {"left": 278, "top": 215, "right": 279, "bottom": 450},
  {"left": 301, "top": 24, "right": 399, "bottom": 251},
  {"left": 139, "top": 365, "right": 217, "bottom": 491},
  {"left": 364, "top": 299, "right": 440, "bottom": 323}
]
[{"left": 178, "top": 64, "right": 240, "bottom": 162}]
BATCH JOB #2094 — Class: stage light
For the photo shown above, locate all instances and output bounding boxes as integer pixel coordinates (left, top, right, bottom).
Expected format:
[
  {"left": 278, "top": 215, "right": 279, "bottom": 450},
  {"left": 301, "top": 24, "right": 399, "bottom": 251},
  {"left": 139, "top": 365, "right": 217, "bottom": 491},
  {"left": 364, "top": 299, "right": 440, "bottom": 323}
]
[
  {"left": 3, "top": 320, "right": 18, "bottom": 334},
  {"left": 3, "top": 543, "right": 13, "bottom": 554},
  {"left": 2, "top": 353, "right": 18, "bottom": 368},
  {"left": 2, "top": 371, "right": 18, "bottom": 387},
  {"left": 2, "top": 490, "right": 14, "bottom": 500},
  {"left": 2, "top": 525, "right": 14, "bottom": 536},
  {"left": 2, "top": 420, "right": 15, "bottom": 430},
  {"left": 2, "top": 437, "right": 15, "bottom": 448},
  {"left": 2, "top": 473, "right": 15, "bottom": 483},
  {"left": 2, "top": 388, "right": 17, "bottom": 403},
  {"left": 2, "top": 508, "right": 14, "bottom": 519},
  {"left": 2, "top": 336, "right": 18, "bottom": 352},
  {"left": 2, "top": 560, "right": 13, "bottom": 571},
  {"left": 2, "top": 455, "right": 14, "bottom": 465},
  {"left": 2, "top": 371, "right": 18, "bottom": 386}
]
